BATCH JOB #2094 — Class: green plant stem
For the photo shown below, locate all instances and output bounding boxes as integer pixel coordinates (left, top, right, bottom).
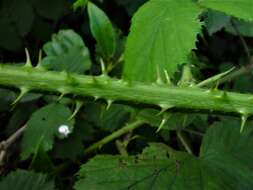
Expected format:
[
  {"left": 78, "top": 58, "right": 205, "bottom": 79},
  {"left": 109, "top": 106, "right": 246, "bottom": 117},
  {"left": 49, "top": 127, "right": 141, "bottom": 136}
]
[
  {"left": 0, "top": 125, "right": 27, "bottom": 166},
  {"left": 115, "top": 140, "right": 128, "bottom": 156},
  {"left": 182, "top": 128, "right": 204, "bottom": 136},
  {"left": 0, "top": 64, "right": 253, "bottom": 116},
  {"left": 219, "top": 63, "right": 253, "bottom": 84},
  {"left": 176, "top": 131, "right": 193, "bottom": 155},
  {"left": 84, "top": 120, "right": 145, "bottom": 155}
]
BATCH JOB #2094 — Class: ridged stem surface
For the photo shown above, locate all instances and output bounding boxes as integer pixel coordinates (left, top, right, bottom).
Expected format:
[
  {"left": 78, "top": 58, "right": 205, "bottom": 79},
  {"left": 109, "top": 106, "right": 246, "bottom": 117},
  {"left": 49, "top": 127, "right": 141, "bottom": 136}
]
[{"left": 0, "top": 64, "right": 252, "bottom": 116}]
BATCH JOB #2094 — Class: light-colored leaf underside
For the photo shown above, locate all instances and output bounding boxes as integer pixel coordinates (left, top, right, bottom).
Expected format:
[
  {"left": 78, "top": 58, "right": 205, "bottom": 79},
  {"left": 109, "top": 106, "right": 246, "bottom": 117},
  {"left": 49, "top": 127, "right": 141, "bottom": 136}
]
[
  {"left": 123, "top": 0, "right": 202, "bottom": 82},
  {"left": 199, "top": 0, "right": 253, "bottom": 21}
]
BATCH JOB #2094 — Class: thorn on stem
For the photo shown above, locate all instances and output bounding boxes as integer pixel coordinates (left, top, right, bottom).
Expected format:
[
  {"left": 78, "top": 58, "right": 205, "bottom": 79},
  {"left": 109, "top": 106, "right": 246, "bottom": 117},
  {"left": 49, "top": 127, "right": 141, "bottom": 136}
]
[
  {"left": 35, "top": 50, "right": 44, "bottom": 70},
  {"left": 57, "top": 87, "right": 70, "bottom": 101},
  {"left": 24, "top": 48, "right": 32, "bottom": 67},
  {"left": 164, "top": 69, "right": 172, "bottom": 85},
  {"left": 100, "top": 58, "right": 107, "bottom": 76},
  {"left": 157, "top": 104, "right": 174, "bottom": 115},
  {"left": 69, "top": 101, "right": 84, "bottom": 120},
  {"left": 58, "top": 93, "right": 66, "bottom": 101},
  {"left": 94, "top": 96, "right": 100, "bottom": 101},
  {"left": 12, "top": 87, "right": 29, "bottom": 106},
  {"left": 156, "top": 114, "right": 171, "bottom": 133},
  {"left": 240, "top": 114, "right": 248, "bottom": 133},
  {"left": 156, "top": 66, "right": 163, "bottom": 85},
  {"left": 106, "top": 99, "right": 113, "bottom": 110},
  {"left": 215, "top": 91, "right": 228, "bottom": 99}
]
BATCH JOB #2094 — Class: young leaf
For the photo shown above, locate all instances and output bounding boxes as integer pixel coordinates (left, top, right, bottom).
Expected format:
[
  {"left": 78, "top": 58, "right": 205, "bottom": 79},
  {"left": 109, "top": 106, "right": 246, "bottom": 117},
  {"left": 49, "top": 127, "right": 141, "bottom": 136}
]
[
  {"left": 87, "top": 2, "right": 116, "bottom": 59},
  {"left": 0, "top": 170, "right": 55, "bottom": 190},
  {"left": 21, "top": 103, "right": 74, "bottom": 159},
  {"left": 123, "top": 0, "right": 202, "bottom": 82},
  {"left": 42, "top": 29, "right": 91, "bottom": 74},
  {"left": 199, "top": 0, "right": 253, "bottom": 21}
]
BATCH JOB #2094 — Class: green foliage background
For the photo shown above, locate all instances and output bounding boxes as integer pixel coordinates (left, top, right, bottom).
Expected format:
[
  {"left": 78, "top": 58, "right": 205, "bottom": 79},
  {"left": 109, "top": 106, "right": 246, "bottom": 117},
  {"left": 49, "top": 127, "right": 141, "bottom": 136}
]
[{"left": 1, "top": 0, "right": 253, "bottom": 190}]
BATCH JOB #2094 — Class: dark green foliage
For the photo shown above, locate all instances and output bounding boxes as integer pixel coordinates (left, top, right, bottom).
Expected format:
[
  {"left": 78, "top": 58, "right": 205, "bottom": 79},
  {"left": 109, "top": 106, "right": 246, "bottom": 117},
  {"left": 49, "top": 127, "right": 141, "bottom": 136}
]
[
  {"left": 21, "top": 103, "right": 74, "bottom": 159},
  {"left": 0, "top": 0, "right": 253, "bottom": 189},
  {"left": 0, "top": 170, "right": 55, "bottom": 190}
]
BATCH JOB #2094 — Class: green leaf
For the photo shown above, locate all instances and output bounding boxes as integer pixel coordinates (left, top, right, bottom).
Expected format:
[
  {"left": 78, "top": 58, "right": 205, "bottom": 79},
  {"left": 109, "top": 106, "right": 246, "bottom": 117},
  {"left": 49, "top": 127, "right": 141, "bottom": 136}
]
[
  {"left": 0, "top": 88, "right": 16, "bottom": 111},
  {"left": 199, "top": 0, "right": 253, "bottom": 21},
  {"left": 6, "top": 104, "right": 37, "bottom": 135},
  {"left": 75, "top": 122, "right": 253, "bottom": 189},
  {"left": 137, "top": 109, "right": 198, "bottom": 131},
  {"left": 42, "top": 29, "right": 91, "bottom": 73},
  {"left": 0, "top": 170, "right": 55, "bottom": 190},
  {"left": 200, "top": 119, "right": 253, "bottom": 170},
  {"left": 83, "top": 103, "right": 132, "bottom": 132},
  {"left": 21, "top": 103, "right": 74, "bottom": 159},
  {"left": 73, "top": 0, "right": 88, "bottom": 10},
  {"left": 141, "top": 142, "right": 171, "bottom": 158},
  {"left": 88, "top": 2, "right": 116, "bottom": 59},
  {"left": 204, "top": 10, "right": 230, "bottom": 35},
  {"left": 29, "top": 146, "right": 55, "bottom": 172},
  {"left": 123, "top": 0, "right": 202, "bottom": 82},
  {"left": 74, "top": 144, "right": 179, "bottom": 190},
  {"left": 198, "top": 120, "right": 253, "bottom": 189},
  {"left": 225, "top": 19, "right": 253, "bottom": 37},
  {"left": 233, "top": 75, "right": 253, "bottom": 93}
]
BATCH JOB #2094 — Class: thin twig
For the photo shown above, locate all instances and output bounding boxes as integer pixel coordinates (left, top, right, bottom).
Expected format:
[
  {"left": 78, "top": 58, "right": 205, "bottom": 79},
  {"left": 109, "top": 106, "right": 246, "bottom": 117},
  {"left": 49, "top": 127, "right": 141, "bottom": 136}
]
[
  {"left": 84, "top": 120, "right": 145, "bottom": 155},
  {"left": 0, "top": 125, "right": 27, "bottom": 165},
  {"left": 176, "top": 131, "right": 193, "bottom": 155},
  {"left": 115, "top": 140, "right": 128, "bottom": 156},
  {"left": 182, "top": 128, "right": 204, "bottom": 137},
  {"left": 218, "top": 58, "right": 253, "bottom": 84},
  {"left": 216, "top": 19, "right": 253, "bottom": 85},
  {"left": 196, "top": 67, "right": 235, "bottom": 87},
  {"left": 202, "top": 19, "right": 252, "bottom": 86}
]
